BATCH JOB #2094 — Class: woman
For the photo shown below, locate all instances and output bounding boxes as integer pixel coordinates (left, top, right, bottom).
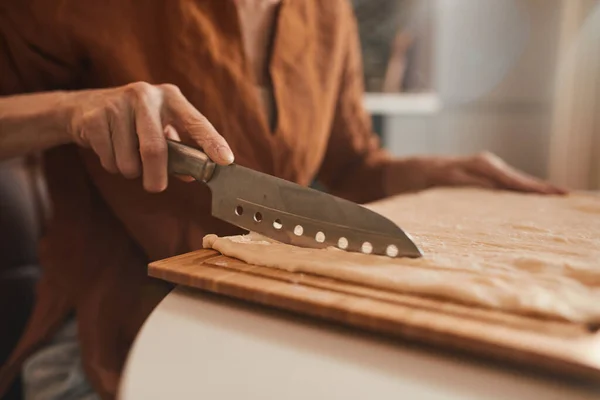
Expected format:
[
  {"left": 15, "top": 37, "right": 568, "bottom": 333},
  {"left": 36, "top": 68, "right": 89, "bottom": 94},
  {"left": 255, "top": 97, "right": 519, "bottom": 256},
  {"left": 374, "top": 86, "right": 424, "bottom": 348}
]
[{"left": 0, "top": 0, "right": 564, "bottom": 398}]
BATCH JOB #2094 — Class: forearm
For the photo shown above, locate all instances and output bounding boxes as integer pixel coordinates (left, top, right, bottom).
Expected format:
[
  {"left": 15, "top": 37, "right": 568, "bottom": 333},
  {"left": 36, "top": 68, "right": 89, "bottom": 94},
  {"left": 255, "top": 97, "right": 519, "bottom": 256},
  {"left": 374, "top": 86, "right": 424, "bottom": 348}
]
[{"left": 0, "top": 91, "right": 75, "bottom": 159}]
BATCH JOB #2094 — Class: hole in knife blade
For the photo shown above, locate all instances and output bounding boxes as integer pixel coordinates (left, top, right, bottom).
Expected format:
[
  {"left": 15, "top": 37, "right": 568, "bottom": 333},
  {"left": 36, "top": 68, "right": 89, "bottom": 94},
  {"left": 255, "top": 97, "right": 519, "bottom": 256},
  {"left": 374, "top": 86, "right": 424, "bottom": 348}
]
[
  {"left": 273, "top": 219, "right": 283, "bottom": 230},
  {"left": 361, "top": 242, "right": 373, "bottom": 254},
  {"left": 235, "top": 206, "right": 244, "bottom": 216},
  {"left": 254, "top": 212, "right": 263, "bottom": 222},
  {"left": 386, "top": 245, "right": 399, "bottom": 258},
  {"left": 338, "top": 237, "right": 348, "bottom": 249},
  {"left": 315, "top": 232, "right": 325, "bottom": 243},
  {"left": 294, "top": 225, "right": 304, "bottom": 236}
]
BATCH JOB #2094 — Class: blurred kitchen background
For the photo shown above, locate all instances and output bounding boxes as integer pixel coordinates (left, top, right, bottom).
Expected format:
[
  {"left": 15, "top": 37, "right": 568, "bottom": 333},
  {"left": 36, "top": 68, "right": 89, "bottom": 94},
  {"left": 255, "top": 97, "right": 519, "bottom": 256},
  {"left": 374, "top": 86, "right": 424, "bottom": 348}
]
[{"left": 351, "top": 0, "right": 600, "bottom": 190}]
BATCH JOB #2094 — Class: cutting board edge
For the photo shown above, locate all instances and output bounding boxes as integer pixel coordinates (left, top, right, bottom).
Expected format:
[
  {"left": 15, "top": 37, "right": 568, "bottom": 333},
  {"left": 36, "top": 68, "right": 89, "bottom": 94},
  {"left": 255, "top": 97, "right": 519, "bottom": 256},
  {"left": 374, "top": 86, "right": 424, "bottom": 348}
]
[{"left": 148, "top": 257, "right": 600, "bottom": 383}]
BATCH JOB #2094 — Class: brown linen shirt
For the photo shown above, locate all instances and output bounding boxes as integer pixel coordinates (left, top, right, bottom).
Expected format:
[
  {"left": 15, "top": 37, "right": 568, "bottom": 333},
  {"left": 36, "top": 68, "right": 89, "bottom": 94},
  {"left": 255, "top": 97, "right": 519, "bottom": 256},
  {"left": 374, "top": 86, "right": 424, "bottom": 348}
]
[{"left": 0, "top": 0, "right": 394, "bottom": 398}]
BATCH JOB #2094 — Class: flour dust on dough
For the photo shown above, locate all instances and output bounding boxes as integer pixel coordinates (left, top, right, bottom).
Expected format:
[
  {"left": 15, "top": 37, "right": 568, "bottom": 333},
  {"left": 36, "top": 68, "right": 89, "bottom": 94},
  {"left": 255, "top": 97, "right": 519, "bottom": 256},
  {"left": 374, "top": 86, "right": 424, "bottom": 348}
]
[{"left": 203, "top": 188, "right": 600, "bottom": 324}]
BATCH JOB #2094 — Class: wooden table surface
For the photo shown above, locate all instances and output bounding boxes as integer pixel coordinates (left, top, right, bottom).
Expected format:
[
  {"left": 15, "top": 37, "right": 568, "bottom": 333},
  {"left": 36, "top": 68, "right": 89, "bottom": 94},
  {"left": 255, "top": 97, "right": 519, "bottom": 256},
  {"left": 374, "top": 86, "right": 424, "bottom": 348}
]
[
  {"left": 123, "top": 190, "right": 600, "bottom": 398},
  {"left": 119, "top": 286, "right": 600, "bottom": 400}
]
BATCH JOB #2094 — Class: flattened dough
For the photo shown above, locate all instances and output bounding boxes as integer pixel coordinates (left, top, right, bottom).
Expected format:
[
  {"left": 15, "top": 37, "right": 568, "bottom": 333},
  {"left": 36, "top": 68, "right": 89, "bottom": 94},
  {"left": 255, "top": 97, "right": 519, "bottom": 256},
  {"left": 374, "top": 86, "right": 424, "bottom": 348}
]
[{"left": 203, "top": 188, "right": 600, "bottom": 324}]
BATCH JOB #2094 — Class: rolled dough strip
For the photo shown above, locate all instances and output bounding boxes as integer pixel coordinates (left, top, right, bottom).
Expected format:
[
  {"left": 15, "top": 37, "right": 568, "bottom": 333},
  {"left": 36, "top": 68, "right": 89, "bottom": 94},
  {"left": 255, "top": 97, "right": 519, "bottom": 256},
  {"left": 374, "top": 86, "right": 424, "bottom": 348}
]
[{"left": 203, "top": 188, "right": 600, "bottom": 324}]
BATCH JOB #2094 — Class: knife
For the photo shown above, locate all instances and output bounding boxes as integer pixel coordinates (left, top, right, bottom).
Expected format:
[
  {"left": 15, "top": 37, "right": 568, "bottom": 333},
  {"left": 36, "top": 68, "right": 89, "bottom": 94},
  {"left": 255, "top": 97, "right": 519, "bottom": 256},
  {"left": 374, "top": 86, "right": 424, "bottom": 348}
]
[{"left": 166, "top": 140, "right": 423, "bottom": 258}]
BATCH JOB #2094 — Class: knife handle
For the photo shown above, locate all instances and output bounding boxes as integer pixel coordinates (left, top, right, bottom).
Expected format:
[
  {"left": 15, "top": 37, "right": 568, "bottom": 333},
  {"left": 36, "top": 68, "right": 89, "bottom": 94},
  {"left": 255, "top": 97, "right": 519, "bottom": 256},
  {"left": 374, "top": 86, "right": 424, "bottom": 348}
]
[{"left": 166, "top": 139, "right": 216, "bottom": 183}]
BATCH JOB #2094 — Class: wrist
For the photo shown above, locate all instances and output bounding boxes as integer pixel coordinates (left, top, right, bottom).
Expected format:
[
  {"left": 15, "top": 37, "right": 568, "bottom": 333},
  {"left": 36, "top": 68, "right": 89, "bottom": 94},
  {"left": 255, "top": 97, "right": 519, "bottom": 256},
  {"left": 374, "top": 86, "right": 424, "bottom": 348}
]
[
  {"left": 17, "top": 90, "right": 79, "bottom": 146},
  {"left": 383, "top": 157, "right": 430, "bottom": 195},
  {"left": 384, "top": 156, "right": 454, "bottom": 195},
  {"left": 0, "top": 90, "right": 80, "bottom": 159},
  {"left": 50, "top": 90, "right": 79, "bottom": 145}
]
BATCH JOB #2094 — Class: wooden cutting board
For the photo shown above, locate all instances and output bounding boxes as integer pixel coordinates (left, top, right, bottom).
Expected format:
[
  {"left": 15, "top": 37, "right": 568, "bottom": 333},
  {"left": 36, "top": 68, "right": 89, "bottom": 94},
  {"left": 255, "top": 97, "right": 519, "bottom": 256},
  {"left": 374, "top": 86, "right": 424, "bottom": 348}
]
[{"left": 149, "top": 247, "right": 600, "bottom": 382}]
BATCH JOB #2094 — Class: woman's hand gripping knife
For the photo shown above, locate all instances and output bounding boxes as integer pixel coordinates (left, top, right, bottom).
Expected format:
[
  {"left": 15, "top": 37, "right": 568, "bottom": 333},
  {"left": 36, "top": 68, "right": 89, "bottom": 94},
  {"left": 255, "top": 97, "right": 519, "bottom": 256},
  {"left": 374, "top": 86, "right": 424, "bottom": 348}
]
[{"left": 0, "top": 82, "right": 235, "bottom": 192}]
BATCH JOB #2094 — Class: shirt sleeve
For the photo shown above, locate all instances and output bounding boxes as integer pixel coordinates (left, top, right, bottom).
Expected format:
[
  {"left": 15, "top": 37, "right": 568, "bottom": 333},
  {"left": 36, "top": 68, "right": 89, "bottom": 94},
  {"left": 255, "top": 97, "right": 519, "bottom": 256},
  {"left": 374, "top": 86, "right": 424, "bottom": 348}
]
[{"left": 315, "top": 3, "right": 394, "bottom": 204}]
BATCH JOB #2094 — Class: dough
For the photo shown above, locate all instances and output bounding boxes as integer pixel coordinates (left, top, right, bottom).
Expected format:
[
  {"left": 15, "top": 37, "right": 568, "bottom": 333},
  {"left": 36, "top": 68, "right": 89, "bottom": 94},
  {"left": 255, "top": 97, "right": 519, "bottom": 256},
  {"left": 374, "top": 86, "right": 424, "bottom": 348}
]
[{"left": 203, "top": 188, "right": 600, "bottom": 324}]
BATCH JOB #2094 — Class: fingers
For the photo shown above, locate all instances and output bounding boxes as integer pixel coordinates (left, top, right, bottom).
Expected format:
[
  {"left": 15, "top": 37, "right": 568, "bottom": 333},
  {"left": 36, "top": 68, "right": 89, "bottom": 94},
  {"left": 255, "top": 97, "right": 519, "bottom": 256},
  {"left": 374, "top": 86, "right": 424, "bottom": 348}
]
[
  {"left": 80, "top": 109, "right": 118, "bottom": 174},
  {"left": 163, "top": 124, "right": 181, "bottom": 142},
  {"left": 447, "top": 168, "right": 498, "bottom": 190},
  {"left": 548, "top": 184, "right": 569, "bottom": 195},
  {"left": 74, "top": 82, "right": 231, "bottom": 192},
  {"left": 469, "top": 152, "right": 567, "bottom": 195},
  {"left": 161, "top": 84, "right": 234, "bottom": 165},
  {"left": 109, "top": 101, "right": 141, "bottom": 179},
  {"left": 128, "top": 83, "right": 169, "bottom": 193},
  {"left": 496, "top": 166, "right": 564, "bottom": 194}
]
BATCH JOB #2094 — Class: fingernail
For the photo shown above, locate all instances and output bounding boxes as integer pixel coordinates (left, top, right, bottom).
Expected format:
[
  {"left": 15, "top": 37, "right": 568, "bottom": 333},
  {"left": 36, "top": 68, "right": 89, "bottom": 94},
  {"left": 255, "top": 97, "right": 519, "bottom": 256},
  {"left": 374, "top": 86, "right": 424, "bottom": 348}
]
[{"left": 217, "top": 146, "right": 235, "bottom": 164}]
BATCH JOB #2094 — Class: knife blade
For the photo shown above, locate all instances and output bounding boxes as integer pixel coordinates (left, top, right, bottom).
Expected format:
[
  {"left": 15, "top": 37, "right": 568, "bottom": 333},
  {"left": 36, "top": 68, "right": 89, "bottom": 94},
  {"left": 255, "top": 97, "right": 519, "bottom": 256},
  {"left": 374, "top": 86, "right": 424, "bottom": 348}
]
[{"left": 167, "top": 140, "right": 423, "bottom": 258}]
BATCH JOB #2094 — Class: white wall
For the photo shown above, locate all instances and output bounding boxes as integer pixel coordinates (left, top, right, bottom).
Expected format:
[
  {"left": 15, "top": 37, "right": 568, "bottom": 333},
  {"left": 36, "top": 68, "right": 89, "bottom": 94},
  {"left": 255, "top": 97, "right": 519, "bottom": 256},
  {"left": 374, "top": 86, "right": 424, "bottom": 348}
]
[{"left": 383, "top": 0, "right": 563, "bottom": 178}]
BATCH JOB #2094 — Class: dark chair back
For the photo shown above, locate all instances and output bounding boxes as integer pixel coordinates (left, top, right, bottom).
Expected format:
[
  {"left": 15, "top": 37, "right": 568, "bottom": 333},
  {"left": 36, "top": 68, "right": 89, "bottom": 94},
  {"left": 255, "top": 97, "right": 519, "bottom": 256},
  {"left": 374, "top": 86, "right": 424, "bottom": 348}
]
[{"left": 0, "top": 157, "right": 46, "bottom": 399}]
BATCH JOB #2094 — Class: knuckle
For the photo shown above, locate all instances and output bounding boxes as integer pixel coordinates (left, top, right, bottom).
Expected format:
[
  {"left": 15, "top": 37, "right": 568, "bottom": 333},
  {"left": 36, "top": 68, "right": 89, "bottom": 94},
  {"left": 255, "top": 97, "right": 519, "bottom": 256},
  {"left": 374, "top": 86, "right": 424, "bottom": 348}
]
[
  {"left": 477, "top": 151, "right": 496, "bottom": 162},
  {"left": 158, "top": 83, "right": 182, "bottom": 95},
  {"left": 139, "top": 139, "right": 167, "bottom": 159},
  {"left": 124, "top": 81, "right": 157, "bottom": 103},
  {"left": 474, "top": 151, "right": 490, "bottom": 161},
  {"left": 471, "top": 151, "right": 494, "bottom": 167}
]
